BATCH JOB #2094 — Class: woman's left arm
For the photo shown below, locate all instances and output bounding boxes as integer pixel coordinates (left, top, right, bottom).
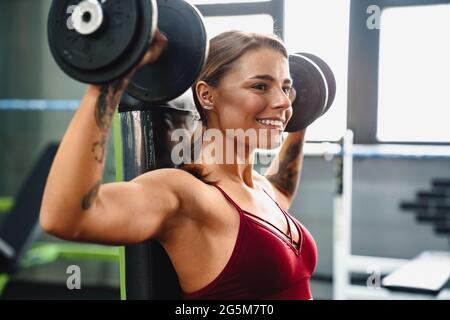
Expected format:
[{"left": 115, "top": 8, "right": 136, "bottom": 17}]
[{"left": 264, "top": 129, "right": 306, "bottom": 210}]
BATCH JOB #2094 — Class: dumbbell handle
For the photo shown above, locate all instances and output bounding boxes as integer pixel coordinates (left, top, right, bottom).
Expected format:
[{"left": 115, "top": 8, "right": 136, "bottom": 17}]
[{"left": 71, "top": 0, "right": 104, "bottom": 36}]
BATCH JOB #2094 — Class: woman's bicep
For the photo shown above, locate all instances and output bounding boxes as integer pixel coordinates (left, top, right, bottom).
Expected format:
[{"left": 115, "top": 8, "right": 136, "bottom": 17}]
[{"left": 75, "top": 171, "right": 182, "bottom": 245}]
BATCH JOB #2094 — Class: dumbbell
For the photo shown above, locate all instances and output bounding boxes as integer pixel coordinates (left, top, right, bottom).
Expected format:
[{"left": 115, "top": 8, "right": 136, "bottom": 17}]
[
  {"left": 47, "top": 0, "right": 208, "bottom": 104},
  {"left": 285, "top": 53, "right": 336, "bottom": 132}
]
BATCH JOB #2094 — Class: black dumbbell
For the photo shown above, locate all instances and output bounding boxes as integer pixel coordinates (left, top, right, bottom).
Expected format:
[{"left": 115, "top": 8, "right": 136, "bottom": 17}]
[
  {"left": 285, "top": 53, "right": 336, "bottom": 132},
  {"left": 401, "top": 200, "right": 450, "bottom": 211},
  {"left": 434, "top": 219, "right": 450, "bottom": 235},
  {"left": 47, "top": 0, "right": 208, "bottom": 104},
  {"left": 417, "top": 190, "right": 450, "bottom": 200},
  {"left": 432, "top": 179, "right": 450, "bottom": 189},
  {"left": 415, "top": 208, "right": 450, "bottom": 222}
]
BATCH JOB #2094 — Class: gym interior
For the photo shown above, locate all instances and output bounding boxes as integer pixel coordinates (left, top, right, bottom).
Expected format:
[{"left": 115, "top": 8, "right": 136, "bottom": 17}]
[{"left": 1, "top": 0, "right": 450, "bottom": 300}]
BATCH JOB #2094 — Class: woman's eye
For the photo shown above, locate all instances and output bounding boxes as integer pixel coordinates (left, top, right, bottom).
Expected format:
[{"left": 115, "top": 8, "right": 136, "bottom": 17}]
[{"left": 253, "top": 84, "right": 267, "bottom": 90}]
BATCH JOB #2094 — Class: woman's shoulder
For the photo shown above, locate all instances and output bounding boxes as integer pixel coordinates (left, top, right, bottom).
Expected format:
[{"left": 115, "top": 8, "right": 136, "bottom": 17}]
[
  {"left": 138, "top": 167, "right": 210, "bottom": 195},
  {"left": 138, "top": 167, "right": 216, "bottom": 214}
]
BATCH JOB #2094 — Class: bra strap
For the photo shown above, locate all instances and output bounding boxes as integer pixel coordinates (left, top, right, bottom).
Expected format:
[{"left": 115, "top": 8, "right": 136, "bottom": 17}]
[
  {"left": 212, "top": 184, "right": 244, "bottom": 214},
  {"left": 243, "top": 210, "right": 293, "bottom": 242},
  {"left": 262, "top": 188, "right": 294, "bottom": 243},
  {"left": 213, "top": 185, "right": 297, "bottom": 246}
]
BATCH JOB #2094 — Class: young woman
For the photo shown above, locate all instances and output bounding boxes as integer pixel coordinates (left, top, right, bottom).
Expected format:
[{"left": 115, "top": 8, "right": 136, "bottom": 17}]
[{"left": 40, "top": 30, "right": 317, "bottom": 300}]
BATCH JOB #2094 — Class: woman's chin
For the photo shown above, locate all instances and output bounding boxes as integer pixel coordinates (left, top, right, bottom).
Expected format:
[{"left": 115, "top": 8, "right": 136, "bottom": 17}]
[{"left": 256, "top": 136, "right": 283, "bottom": 150}]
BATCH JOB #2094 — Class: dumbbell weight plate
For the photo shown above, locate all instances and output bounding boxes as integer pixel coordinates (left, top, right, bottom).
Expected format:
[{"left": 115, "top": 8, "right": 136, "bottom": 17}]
[
  {"left": 126, "top": 0, "right": 208, "bottom": 104},
  {"left": 298, "top": 52, "right": 336, "bottom": 116},
  {"left": 48, "top": 0, "right": 156, "bottom": 84},
  {"left": 285, "top": 53, "right": 329, "bottom": 132}
]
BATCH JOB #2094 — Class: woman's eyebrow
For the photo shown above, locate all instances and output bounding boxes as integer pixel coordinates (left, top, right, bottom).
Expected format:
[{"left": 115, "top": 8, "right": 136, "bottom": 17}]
[{"left": 249, "top": 74, "right": 293, "bottom": 84}]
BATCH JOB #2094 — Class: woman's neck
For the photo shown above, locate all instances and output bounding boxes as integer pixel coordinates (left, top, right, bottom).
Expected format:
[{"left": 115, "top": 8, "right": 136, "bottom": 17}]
[{"left": 197, "top": 136, "right": 257, "bottom": 188}]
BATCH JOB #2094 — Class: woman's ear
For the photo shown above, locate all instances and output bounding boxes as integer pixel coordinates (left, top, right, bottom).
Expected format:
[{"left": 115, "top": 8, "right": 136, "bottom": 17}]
[{"left": 196, "top": 81, "right": 215, "bottom": 111}]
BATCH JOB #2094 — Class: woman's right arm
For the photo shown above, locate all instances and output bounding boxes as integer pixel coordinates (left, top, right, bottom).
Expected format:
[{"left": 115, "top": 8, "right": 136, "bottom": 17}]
[
  {"left": 39, "top": 81, "right": 188, "bottom": 245},
  {"left": 41, "top": 166, "right": 193, "bottom": 245},
  {"left": 40, "top": 32, "right": 187, "bottom": 245}
]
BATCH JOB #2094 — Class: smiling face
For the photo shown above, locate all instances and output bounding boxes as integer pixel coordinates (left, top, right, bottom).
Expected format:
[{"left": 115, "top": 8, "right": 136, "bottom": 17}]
[{"left": 200, "top": 47, "right": 294, "bottom": 151}]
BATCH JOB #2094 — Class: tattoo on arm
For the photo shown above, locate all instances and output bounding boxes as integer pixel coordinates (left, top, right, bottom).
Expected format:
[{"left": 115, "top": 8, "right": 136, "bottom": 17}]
[
  {"left": 266, "top": 137, "right": 304, "bottom": 196},
  {"left": 81, "top": 79, "right": 129, "bottom": 209},
  {"left": 92, "top": 78, "right": 129, "bottom": 164},
  {"left": 81, "top": 180, "right": 101, "bottom": 211},
  {"left": 92, "top": 136, "right": 107, "bottom": 164}
]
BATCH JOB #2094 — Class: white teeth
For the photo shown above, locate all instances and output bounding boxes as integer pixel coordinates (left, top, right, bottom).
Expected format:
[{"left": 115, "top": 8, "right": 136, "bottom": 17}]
[{"left": 257, "top": 119, "right": 283, "bottom": 127}]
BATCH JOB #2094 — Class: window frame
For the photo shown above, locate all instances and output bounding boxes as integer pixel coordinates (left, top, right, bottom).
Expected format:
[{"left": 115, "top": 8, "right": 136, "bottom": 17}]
[
  {"left": 195, "top": 0, "right": 285, "bottom": 39},
  {"left": 347, "top": 0, "right": 450, "bottom": 145}
]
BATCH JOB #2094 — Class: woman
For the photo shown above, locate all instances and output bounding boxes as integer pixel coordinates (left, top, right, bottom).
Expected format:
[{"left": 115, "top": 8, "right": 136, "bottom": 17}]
[{"left": 40, "top": 30, "right": 317, "bottom": 300}]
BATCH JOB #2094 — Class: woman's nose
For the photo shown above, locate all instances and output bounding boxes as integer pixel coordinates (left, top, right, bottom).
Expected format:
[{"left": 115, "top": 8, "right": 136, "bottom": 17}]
[{"left": 271, "top": 87, "right": 292, "bottom": 110}]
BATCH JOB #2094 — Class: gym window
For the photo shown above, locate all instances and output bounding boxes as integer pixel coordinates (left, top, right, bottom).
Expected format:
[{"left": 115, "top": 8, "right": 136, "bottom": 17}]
[
  {"left": 189, "top": 0, "right": 270, "bottom": 4},
  {"left": 377, "top": 4, "right": 450, "bottom": 143},
  {"left": 203, "top": 14, "right": 274, "bottom": 38},
  {"left": 285, "top": 0, "right": 350, "bottom": 141}
]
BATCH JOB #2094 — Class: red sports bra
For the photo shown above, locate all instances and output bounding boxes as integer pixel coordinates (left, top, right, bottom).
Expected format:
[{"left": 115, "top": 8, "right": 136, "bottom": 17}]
[{"left": 182, "top": 184, "right": 318, "bottom": 300}]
